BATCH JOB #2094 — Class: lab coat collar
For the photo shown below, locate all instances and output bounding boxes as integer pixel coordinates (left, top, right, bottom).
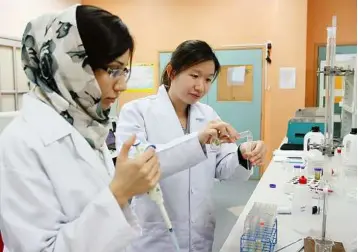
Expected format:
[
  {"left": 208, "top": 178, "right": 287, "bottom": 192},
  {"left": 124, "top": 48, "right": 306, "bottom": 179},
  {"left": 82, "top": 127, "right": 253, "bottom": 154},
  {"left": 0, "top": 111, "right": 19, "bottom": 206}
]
[
  {"left": 22, "top": 94, "right": 112, "bottom": 183},
  {"left": 157, "top": 85, "right": 206, "bottom": 121},
  {"left": 22, "top": 94, "right": 73, "bottom": 146}
]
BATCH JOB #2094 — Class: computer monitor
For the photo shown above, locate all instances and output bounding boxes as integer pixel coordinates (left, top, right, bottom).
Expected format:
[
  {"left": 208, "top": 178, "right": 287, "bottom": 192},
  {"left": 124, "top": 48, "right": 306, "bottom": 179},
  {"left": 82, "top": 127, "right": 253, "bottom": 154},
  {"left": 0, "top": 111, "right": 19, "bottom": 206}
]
[{"left": 0, "top": 111, "right": 20, "bottom": 134}]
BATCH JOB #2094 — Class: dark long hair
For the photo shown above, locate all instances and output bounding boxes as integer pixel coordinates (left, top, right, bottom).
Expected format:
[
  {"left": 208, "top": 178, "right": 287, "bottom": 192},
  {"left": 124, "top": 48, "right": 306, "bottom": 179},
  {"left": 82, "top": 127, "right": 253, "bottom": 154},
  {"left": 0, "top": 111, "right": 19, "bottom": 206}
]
[
  {"left": 161, "top": 40, "right": 220, "bottom": 89},
  {"left": 76, "top": 5, "right": 135, "bottom": 71}
]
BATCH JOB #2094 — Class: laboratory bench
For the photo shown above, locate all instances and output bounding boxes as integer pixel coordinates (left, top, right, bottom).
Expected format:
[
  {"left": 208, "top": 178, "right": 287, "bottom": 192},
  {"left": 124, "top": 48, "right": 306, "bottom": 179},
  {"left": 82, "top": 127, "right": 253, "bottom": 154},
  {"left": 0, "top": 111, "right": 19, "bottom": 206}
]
[{"left": 220, "top": 138, "right": 357, "bottom": 252}]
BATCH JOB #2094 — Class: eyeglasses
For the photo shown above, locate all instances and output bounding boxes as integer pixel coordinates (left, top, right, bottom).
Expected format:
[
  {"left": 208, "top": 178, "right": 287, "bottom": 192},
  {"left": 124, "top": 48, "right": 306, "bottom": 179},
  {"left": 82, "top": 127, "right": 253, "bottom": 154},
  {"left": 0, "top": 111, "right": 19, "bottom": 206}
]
[{"left": 106, "top": 67, "right": 130, "bottom": 79}]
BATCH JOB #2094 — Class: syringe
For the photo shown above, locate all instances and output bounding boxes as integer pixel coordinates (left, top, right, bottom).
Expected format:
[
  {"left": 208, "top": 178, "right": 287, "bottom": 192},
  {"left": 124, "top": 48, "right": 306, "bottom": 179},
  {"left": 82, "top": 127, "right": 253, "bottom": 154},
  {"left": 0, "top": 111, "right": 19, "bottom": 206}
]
[{"left": 133, "top": 142, "right": 180, "bottom": 252}]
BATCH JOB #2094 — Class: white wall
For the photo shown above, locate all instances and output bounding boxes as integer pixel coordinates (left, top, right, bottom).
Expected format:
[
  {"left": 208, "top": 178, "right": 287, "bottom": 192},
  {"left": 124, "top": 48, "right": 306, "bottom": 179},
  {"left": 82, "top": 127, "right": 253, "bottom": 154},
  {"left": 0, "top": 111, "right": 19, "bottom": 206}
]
[{"left": 0, "top": 0, "right": 81, "bottom": 39}]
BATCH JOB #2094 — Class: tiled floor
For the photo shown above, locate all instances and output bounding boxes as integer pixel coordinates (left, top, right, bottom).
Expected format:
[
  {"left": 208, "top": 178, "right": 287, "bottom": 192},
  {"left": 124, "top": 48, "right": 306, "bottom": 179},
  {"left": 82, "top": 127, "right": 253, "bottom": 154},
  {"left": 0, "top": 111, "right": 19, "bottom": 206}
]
[{"left": 211, "top": 180, "right": 258, "bottom": 252}]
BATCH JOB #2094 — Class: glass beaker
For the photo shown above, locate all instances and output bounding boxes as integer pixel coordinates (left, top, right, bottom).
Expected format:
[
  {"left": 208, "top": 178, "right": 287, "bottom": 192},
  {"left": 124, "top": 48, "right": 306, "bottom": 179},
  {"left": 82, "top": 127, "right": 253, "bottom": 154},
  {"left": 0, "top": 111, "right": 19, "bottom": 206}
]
[
  {"left": 209, "top": 137, "right": 221, "bottom": 151},
  {"left": 314, "top": 239, "right": 334, "bottom": 252}
]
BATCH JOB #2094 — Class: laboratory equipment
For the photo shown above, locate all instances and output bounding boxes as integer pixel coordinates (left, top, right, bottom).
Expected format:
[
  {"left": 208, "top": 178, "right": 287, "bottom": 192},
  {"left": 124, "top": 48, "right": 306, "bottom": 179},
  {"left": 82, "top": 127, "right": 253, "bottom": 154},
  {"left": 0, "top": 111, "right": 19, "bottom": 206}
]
[
  {"left": 330, "top": 148, "right": 342, "bottom": 177},
  {"left": 293, "top": 165, "right": 302, "bottom": 177},
  {"left": 314, "top": 238, "right": 334, "bottom": 252},
  {"left": 313, "top": 187, "right": 334, "bottom": 252},
  {"left": 304, "top": 126, "right": 325, "bottom": 151},
  {"left": 292, "top": 176, "right": 312, "bottom": 234},
  {"left": 241, "top": 202, "right": 278, "bottom": 252},
  {"left": 132, "top": 141, "right": 180, "bottom": 252},
  {"left": 292, "top": 176, "right": 312, "bottom": 214},
  {"left": 275, "top": 238, "right": 302, "bottom": 252},
  {"left": 240, "top": 130, "right": 254, "bottom": 169},
  {"left": 340, "top": 51, "right": 357, "bottom": 198},
  {"left": 306, "top": 149, "right": 325, "bottom": 177},
  {"left": 342, "top": 128, "right": 357, "bottom": 167},
  {"left": 209, "top": 137, "right": 221, "bottom": 151},
  {"left": 315, "top": 16, "right": 355, "bottom": 157},
  {"left": 314, "top": 168, "right": 323, "bottom": 180},
  {"left": 300, "top": 165, "right": 307, "bottom": 177},
  {"left": 210, "top": 130, "right": 253, "bottom": 168},
  {"left": 340, "top": 55, "right": 356, "bottom": 138},
  {"left": 323, "top": 21, "right": 337, "bottom": 157},
  {"left": 285, "top": 108, "right": 325, "bottom": 147}
]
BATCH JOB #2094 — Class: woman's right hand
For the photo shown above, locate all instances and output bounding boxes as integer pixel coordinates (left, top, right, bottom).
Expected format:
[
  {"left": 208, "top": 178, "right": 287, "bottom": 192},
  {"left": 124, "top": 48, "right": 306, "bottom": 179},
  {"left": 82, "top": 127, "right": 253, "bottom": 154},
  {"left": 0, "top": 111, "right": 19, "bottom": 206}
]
[
  {"left": 110, "top": 135, "right": 161, "bottom": 208},
  {"left": 198, "top": 120, "right": 239, "bottom": 145}
]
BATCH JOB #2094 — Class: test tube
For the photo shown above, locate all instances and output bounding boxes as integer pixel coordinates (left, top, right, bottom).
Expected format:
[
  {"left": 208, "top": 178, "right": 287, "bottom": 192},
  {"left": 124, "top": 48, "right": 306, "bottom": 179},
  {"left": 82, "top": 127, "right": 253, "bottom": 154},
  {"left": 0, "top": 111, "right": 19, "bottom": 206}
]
[
  {"left": 209, "top": 130, "right": 254, "bottom": 155},
  {"left": 238, "top": 131, "right": 254, "bottom": 169},
  {"left": 237, "top": 130, "right": 253, "bottom": 139}
]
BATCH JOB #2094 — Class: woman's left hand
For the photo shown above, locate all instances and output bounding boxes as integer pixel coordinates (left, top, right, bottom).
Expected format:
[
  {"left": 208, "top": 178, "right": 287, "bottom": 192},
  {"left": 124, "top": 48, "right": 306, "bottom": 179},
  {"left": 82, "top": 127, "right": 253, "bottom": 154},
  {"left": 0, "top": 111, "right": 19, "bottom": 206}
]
[{"left": 239, "top": 141, "right": 267, "bottom": 166}]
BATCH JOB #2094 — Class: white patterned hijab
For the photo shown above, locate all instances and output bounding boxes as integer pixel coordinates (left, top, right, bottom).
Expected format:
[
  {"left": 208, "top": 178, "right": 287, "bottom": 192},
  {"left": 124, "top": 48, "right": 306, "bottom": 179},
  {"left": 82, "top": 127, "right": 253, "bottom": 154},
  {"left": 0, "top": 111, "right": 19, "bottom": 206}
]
[{"left": 21, "top": 5, "right": 110, "bottom": 149}]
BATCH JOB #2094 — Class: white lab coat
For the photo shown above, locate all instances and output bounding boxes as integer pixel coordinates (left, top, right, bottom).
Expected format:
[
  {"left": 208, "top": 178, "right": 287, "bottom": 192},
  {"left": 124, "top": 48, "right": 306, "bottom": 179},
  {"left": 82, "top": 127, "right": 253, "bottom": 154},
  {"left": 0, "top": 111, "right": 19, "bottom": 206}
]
[
  {"left": 116, "top": 86, "right": 252, "bottom": 252},
  {"left": 0, "top": 94, "right": 140, "bottom": 252}
]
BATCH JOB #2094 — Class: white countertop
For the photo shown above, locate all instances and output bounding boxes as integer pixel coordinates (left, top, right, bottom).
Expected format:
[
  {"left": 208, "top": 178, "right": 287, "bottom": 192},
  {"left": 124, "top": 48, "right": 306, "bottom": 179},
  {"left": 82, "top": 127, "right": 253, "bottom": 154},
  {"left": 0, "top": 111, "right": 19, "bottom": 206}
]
[{"left": 220, "top": 144, "right": 357, "bottom": 252}]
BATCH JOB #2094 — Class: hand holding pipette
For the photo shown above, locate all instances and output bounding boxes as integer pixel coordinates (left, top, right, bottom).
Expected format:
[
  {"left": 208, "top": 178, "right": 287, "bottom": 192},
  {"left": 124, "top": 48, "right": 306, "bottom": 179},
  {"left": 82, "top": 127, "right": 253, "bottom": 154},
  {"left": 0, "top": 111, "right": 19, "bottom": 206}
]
[
  {"left": 110, "top": 135, "right": 161, "bottom": 207},
  {"left": 132, "top": 141, "right": 181, "bottom": 252}
]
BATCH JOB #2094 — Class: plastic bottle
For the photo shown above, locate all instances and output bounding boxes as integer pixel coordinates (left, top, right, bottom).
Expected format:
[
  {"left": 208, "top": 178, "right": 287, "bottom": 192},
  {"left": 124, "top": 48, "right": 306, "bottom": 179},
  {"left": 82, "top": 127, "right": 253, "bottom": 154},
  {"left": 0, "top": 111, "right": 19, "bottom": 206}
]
[
  {"left": 332, "top": 148, "right": 342, "bottom": 176},
  {"left": 303, "top": 126, "right": 325, "bottom": 152},
  {"left": 342, "top": 128, "right": 357, "bottom": 199},
  {"left": 291, "top": 176, "right": 312, "bottom": 233},
  {"left": 332, "top": 148, "right": 345, "bottom": 195},
  {"left": 306, "top": 149, "right": 325, "bottom": 177},
  {"left": 342, "top": 128, "right": 357, "bottom": 167}
]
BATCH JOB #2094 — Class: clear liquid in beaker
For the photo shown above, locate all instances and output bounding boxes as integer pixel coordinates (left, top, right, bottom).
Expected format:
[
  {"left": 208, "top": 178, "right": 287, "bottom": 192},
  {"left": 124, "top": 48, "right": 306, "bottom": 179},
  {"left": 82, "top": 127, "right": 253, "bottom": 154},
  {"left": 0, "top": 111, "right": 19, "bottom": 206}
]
[
  {"left": 209, "top": 137, "right": 221, "bottom": 151},
  {"left": 314, "top": 239, "right": 334, "bottom": 252}
]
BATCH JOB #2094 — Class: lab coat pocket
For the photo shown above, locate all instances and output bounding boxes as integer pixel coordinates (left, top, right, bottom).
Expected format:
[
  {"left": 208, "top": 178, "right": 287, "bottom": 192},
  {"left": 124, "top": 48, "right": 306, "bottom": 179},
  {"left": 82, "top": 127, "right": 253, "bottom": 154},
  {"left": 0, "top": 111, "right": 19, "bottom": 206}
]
[
  {"left": 135, "top": 221, "right": 185, "bottom": 252},
  {"left": 193, "top": 196, "right": 216, "bottom": 229},
  {"left": 203, "top": 203, "right": 216, "bottom": 230}
]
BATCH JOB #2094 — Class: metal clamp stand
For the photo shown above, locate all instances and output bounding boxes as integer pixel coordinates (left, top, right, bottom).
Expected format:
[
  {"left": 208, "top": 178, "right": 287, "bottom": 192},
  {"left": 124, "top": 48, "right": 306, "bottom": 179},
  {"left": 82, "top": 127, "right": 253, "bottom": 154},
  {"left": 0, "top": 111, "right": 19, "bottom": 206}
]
[{"left": 315, "top": 65, "right": 355, "bottom": 157}]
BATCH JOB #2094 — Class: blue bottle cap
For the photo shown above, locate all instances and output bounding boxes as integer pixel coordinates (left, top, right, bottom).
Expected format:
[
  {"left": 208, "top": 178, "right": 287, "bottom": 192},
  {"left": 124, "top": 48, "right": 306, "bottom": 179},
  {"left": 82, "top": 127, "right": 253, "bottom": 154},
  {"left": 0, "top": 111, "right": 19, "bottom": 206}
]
[
  {"left": 269, "top": 184, "right": 276, "bottom": 188},
  {"left": 294, "top": 165, "right": 301, "bottom": 168},
  {"left": 314, "top": 167, "right": 322, "bottom": 171}
]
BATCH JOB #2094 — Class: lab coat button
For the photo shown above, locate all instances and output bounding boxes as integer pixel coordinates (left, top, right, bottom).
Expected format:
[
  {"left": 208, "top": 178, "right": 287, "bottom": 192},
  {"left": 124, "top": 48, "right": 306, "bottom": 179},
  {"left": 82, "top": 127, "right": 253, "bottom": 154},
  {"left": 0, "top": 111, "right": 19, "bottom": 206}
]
[{"left": 190, "top": 189, "right": 194, "bottom": 194}]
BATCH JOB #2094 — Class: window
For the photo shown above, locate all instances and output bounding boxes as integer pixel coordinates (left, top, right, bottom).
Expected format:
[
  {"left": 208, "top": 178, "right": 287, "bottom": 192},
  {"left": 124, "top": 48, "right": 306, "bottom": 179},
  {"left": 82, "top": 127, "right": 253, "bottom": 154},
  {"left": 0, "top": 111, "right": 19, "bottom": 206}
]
[{"left": 0, "top": 37, "right": 29, "bottom": 112}]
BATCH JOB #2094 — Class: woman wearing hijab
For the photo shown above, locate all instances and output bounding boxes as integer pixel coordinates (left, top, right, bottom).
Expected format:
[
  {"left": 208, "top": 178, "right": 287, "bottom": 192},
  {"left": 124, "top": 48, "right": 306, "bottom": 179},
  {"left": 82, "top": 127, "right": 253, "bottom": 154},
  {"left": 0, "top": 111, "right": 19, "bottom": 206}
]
[{"left": 0, "top": 5, "right": 160, "bottom": 252}]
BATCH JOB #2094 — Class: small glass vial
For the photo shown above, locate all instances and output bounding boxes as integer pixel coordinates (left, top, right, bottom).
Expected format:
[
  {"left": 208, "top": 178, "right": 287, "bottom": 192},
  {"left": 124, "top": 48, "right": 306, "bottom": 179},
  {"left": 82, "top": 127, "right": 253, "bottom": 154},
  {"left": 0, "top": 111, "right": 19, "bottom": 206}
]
[
  {"left": 293, "top": 165, "right": 301, "bottom": 178},
  {"left": 300, "top": 165, "right": 307, "bottom": 177},
  {"left": 314, "top": 167, "right": 323, "bottom": 180}
]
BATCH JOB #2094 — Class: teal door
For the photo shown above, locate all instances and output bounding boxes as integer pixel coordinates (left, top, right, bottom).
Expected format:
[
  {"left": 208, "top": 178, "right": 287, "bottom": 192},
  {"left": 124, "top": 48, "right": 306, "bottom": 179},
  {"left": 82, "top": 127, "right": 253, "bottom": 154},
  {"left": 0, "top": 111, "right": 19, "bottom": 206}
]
[{"left": 159, "top": 49, "right": 263, "bottom": 179}]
